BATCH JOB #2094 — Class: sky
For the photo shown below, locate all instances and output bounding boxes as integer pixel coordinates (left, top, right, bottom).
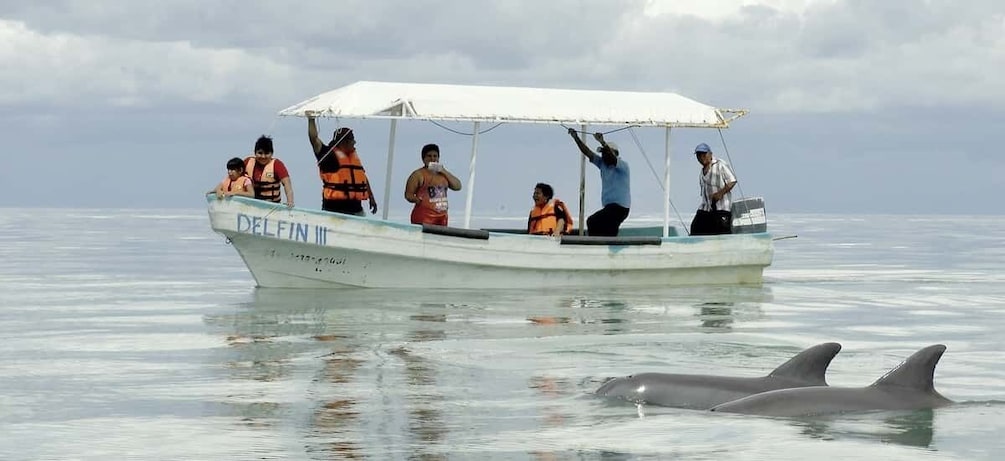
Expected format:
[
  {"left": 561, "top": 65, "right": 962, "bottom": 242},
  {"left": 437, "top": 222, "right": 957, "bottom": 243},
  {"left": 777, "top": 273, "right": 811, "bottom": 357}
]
[{"left": 2, "top": 0, "right": 1003, "bottom": 217}]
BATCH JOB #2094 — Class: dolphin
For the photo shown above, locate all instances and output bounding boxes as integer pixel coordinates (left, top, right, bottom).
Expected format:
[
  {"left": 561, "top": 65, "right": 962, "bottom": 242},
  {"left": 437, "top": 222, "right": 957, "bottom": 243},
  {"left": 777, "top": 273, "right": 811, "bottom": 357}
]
[
  {"left": 710, "top": 344, "right": 953, "bottom": 417},
  {"left": 594, "top": 342, "right": 842, "bottom": 409}
]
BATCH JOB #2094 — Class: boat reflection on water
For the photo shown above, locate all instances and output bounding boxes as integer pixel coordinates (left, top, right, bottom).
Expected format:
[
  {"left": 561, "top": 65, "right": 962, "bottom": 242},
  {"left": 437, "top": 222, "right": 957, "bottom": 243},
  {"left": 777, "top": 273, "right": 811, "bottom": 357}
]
[
  {"left": 697, "top": 303, "right": 735, "bottom": 330},
  {"left": 527, "top": 285, "right": 770, "bottom": 334},
  {"left": 528, "top": 298, "right": 629, "bottom": 334},
  {"left": 202, "top": 290, "right": 337, "bottom": 430},
  {"left": 312, "top": 350, "right": 364, "bottom": 458},
  {"left": 204, "top": 285, "right": 774, "bottom": 457},
  {"left": 529, "top": 374, "right": 572, "bottom": 427},
  {"left": 396, "top": 310, "right": 449, "bottom": 453},
  {"left": 207, "top": 288, "right": 456, "bottom": 459},
  {"left": 691, "top": 286, "right": 773, "bottom": 331}
]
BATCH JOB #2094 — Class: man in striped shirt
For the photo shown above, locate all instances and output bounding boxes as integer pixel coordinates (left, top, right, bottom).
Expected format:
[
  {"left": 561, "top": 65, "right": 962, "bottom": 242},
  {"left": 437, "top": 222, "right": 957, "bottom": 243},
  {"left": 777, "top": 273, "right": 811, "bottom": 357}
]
[{"left": 690, "top": 143, "right": 737, "bottom": 235}]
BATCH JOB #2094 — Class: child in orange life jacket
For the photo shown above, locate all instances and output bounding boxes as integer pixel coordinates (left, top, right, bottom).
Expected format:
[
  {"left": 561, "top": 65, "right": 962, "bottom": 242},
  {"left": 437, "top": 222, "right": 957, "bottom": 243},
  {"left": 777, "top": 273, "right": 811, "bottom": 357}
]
[
  {"left": 211, "top": 157, "right": 255, "bottom": 199},
  {"left": 528, "top": 182, "right": 574, "bottom": 237}
]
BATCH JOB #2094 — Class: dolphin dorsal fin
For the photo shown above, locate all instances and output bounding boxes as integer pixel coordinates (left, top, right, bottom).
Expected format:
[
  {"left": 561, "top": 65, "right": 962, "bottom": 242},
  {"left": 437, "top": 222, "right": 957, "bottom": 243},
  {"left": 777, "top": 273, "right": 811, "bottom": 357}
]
[
  {"left": 767, "top": 342, "right": 842, "bottom": 385},
  {"left": 871, "top": 344, "right": 946, "bottom": 391}
]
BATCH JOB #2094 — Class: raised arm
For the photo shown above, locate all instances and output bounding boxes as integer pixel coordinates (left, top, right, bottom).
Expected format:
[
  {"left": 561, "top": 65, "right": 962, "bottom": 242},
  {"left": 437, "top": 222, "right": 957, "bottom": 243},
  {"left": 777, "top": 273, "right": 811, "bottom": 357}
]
[
  {"left": 440, "top": 167, "right": 463, "bottom": 191},
  {"left": 593, "top": 132, "right": 611, "bottom": 150},
  {"left": 307, "top": 116, "right": 323, "bottom": 155},
  {"left": 567, "top": 128, "right": 596, "bottom": 162}
]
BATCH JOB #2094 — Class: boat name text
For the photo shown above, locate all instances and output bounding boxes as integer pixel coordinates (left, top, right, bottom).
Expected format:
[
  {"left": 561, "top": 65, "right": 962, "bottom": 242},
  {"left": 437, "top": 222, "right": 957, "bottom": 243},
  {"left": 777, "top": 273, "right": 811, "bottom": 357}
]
[{"left": 236, "top": 213, "right": 329, "bottom": 245}]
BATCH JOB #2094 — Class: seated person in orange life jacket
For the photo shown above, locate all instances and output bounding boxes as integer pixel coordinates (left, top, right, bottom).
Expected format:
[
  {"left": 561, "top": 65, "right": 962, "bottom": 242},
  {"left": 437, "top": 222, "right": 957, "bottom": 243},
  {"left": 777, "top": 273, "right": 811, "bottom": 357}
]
[
  {"left": 210, "top": 157, "right": 255, "bottom": 199},
  {"left": 404, "top": 143, "right": 463, "bottom": 226},
  {"left": 308, "top": 117, "right": 378, "bottom": 216},
  {"left": 528, "top": 182, "right": 574, "bottom": 237},
  {"left": 242, "top": 136, "right": 295, "bottom": 207}
]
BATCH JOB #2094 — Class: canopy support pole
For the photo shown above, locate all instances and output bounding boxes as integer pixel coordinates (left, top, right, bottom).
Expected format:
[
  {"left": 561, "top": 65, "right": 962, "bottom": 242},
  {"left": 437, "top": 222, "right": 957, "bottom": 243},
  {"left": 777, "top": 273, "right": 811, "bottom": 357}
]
[
  {"left": 578, "top": 124, "right": 587, "bottom": 235},
  {"left": 463, "top": 121, "right": 480, "bottom": 229},
  {"left": 662, "top": 127, "right": 673, "bottom": 238},
  {"left": 381, "top": 119, "right": 397, "bottom": 220}
]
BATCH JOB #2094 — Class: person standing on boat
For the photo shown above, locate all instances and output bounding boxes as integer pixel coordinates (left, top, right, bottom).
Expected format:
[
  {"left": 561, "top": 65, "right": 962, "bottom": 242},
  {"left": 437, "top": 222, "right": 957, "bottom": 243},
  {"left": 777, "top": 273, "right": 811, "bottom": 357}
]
[
  {"left": 527, "top": 183, "right": 573, "bottom": 237},
  {"left": 690, "top": 143, "right": 737, "bottom": 235},
  {"left": 567, "top": 128, "right": 631, "bottom": 236},
  {"left": 404, "top": 143, "right": 462, "bottom": 226},
  {"left": 307, "top": 117, "right": 378, "bottom": 216},
  {"left": 243, "top": 135, "right": 295, "bottom": 207},
  {"left": 210, "top": 157, "right": 255, "bottom": 199}
]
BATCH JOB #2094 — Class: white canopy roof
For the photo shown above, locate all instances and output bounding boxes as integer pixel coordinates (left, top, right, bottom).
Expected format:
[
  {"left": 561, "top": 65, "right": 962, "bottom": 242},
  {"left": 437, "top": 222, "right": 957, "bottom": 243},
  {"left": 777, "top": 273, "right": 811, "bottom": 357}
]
[{"left": 277, "top": 81, "right": 745, "bottom": 128}]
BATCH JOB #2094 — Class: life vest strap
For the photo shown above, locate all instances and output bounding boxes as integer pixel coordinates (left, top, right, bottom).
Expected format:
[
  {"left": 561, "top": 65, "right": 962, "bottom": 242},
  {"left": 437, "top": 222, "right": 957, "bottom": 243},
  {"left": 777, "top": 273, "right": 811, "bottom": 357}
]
[
  {"left": 528, "top": 212, "right": 557, "bottom": 222},
  {"left": 323, "top": 183, "right": 370, "bottom": 192}
]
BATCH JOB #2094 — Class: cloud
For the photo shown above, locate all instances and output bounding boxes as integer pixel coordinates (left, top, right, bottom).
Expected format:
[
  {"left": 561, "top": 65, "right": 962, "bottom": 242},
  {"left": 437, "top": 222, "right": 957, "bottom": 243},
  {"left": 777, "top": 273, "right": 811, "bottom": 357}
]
[
  {"left": 615, "top": 0, "right": 1005, "bottom": 113},
  {"left": 0, "top": 18, "right": 300, "bottom": 110},
  {"left": 0, "top": 1, "right": 627, "bottom": 112},
  {"left": 1, "top": 0, "right": 1003, "bottom": 212},
  {"left": 2, "top": 1, "right": 1003, "bottom": 116}
]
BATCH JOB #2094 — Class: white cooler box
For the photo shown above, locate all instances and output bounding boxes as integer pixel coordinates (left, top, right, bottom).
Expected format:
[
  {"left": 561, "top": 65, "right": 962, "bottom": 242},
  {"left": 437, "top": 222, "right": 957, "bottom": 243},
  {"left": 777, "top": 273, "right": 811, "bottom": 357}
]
[{"left": 731, "top": 197, "right": 767, "bottom": 234}]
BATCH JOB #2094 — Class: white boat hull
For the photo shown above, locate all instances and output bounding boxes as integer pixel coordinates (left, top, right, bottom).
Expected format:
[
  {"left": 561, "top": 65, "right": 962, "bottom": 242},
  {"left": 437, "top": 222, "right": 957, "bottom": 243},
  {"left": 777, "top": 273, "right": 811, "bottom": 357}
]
[{"left": 207, "top": 197, "right": 774, "bottom": 289}]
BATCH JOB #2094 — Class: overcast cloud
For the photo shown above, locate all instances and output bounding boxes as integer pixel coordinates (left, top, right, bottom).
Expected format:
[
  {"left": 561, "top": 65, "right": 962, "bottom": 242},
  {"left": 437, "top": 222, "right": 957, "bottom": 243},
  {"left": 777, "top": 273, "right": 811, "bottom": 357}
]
[{"left": 2, "top": 0, "right": 1003, "bottom": 217}]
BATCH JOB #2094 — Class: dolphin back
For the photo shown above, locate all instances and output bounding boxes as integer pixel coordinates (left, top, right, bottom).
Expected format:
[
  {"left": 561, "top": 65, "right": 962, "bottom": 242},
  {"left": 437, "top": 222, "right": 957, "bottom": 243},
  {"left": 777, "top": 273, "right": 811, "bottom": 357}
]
[
  {"left": 712, "top": 344, "right": 954, "bottom": 416},
  {"left": 766, "top": 342, "right": 842, "bottom": 385},
  {"left": 871, "top": 344, "right": 949, "bottom": 396},
  {"left": 596, "top": 342, "right": 843, "bottom": 409}
]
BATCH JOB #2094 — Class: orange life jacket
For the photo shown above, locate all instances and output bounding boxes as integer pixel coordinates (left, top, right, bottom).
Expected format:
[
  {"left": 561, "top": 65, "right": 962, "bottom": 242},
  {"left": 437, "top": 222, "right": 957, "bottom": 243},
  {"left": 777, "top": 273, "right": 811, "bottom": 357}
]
[
  {"left": 320, "top": 146, "right": 371, "bottom": 201},
  {"left": 221, "top": 174, "right": 251, "bottom": 193},
  {"left": 528, "top": 199, "right": 573, "bottom": 235},
  {"left": 244, "top": 157, "right": 281, "bottom": 202}
]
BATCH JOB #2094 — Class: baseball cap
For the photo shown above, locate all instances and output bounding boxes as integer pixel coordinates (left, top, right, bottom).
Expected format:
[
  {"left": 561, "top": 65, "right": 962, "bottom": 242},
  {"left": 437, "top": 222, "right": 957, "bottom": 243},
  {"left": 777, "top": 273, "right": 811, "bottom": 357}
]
[{"left": 694, "top": 143, "right": 711, "bottom": 154}]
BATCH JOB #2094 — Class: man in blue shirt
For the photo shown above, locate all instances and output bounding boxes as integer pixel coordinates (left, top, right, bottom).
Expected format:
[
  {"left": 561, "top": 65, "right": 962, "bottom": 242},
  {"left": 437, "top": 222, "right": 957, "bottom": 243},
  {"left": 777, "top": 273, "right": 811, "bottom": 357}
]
[{"left": 567, "top": 128, "right": 631, "bottom": 236}]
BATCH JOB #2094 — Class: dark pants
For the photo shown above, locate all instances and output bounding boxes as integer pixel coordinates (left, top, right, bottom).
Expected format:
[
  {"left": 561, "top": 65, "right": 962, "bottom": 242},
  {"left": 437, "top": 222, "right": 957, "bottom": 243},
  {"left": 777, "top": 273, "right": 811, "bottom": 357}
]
[
  {"left": 323, "top": 199, "right": 365, "bottom": 216},
  {"left": 587, "top": 204, "right": 630, "bottom": 237},
  {"left": 690, "top": 209, "right": 732, "bottom": 235}
]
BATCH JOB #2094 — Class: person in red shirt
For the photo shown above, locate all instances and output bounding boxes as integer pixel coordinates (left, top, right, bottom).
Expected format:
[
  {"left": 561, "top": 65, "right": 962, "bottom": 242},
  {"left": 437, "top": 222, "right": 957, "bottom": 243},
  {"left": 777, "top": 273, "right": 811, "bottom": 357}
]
[
  {"left": 404, "top": 143, "right": 462, "bottom": 226},
  {"left": 243, "top": 136, "right": 295, "bottom": 207}
]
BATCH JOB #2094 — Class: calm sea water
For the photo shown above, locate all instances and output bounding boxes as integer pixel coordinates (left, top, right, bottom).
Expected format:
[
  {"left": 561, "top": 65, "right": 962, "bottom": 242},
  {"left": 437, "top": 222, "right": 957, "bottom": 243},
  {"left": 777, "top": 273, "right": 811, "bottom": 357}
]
[{"left": 1, "top": 209, "right": 1003, "bottom": 460}]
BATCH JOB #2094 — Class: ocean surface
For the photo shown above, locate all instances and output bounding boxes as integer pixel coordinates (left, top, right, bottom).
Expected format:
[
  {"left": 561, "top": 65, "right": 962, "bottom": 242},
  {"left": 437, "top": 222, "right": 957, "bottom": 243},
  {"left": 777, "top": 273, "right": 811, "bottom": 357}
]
[{"left": 1, "top": 209, "right": 1004, "bottom": 460}]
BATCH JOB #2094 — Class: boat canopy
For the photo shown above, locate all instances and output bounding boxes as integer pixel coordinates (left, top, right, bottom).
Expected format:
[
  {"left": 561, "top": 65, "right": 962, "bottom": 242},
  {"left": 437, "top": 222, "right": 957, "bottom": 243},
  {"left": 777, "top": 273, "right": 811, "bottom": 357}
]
[
  {"left": 277, "top": 81, "right": 745, "bottom": 128},
  {"left": 276, "top": 80, "right": 748, "bottom": 234}
]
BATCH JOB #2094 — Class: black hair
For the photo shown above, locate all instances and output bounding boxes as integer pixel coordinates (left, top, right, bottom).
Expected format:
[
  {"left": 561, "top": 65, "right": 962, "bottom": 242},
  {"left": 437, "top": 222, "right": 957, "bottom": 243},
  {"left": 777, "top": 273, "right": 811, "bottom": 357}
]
[
  {"left": 535, "top": 182, "right": 554, "bottom": 200},
  {"left": 421, "top": 143, "right": 440, "bottom": 156},
  {"left": 333, "top": 127, "right": 353, "bottom": 143},
  {"left": 226, "top": 157, "right": 245, "bottom": 171},
  {"left": 599, "top": 146, "right": 618, "bottom": 156},
  {"left": 254, "top": 135, "right": 273, "bottom": 153}
]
